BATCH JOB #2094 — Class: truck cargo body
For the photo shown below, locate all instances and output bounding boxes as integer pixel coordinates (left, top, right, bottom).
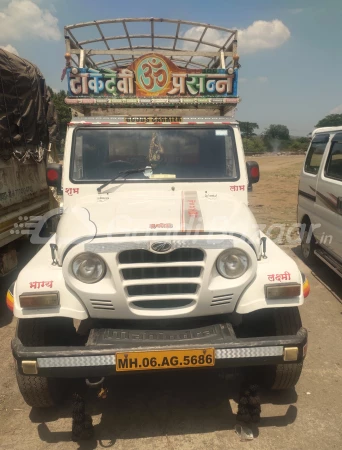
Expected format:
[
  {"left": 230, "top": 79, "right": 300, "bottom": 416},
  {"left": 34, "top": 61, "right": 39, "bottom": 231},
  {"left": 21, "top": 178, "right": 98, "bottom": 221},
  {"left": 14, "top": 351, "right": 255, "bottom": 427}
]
[
  {"left": 0, "top": 157, "right": 49, "bottom": 249},
  {"left": 0, "top": 48, "right": 58, "bottom": 274}
]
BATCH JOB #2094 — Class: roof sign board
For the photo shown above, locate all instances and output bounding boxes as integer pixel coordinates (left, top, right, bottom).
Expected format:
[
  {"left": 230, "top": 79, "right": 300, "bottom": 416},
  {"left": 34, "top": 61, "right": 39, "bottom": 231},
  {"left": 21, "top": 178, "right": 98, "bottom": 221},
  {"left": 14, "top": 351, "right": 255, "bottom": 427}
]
[{"left": 67, "top": 53, "right": 238, "bottom": 101}]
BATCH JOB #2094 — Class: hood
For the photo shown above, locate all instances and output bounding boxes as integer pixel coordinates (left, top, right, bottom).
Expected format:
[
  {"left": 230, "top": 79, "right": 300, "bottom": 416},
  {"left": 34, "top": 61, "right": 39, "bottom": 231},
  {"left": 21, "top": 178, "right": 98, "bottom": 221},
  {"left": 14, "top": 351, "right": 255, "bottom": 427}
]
[{"left": 56, "top": 190, "right": 260, "bottom": 258}]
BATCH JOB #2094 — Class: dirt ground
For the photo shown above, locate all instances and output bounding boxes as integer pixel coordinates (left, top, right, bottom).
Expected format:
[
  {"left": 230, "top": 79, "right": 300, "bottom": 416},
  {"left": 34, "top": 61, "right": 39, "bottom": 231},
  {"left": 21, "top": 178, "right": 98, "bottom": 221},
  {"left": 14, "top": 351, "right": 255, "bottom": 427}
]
[
  {"left": 247, "top": 154, "right": 305, "bottom": 243},
  {"left": 0, "top": 155, "right": 342, "bottom": 450}
]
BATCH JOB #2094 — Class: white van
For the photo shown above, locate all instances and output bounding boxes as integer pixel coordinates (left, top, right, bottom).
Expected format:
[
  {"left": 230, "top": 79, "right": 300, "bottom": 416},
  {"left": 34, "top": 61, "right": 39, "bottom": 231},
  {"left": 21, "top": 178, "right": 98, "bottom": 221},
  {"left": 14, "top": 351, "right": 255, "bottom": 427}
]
[{"left": 298, "top": 126, "right": 342, "bottom": 276}]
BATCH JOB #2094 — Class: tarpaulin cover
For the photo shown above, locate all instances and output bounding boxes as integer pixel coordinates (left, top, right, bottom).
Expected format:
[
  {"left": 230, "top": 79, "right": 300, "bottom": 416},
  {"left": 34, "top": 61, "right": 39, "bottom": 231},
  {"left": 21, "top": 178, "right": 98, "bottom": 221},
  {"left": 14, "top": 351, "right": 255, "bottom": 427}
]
[{"left": 0, "top": 49, "right": 58, "bottom": 161}]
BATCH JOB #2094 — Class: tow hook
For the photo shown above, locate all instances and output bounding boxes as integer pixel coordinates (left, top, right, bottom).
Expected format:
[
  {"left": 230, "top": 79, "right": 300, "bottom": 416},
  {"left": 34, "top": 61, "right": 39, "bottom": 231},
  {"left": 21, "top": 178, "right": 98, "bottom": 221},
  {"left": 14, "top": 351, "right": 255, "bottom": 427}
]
[
  {"left": 85, "top": 377, "right": 108, "bottom": 399},
  {"left": 85, "top": 377, "right": 105, "bottom": 388}
]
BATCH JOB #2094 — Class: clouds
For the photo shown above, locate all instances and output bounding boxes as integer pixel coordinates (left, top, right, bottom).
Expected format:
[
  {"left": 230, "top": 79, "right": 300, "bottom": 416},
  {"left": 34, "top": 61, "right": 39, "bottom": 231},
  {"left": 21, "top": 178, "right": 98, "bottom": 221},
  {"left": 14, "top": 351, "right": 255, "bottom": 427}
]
[
  {"left": 0, "top": 43, "right": 19, "bottom": 55},
  {"left": 239, "top": 20, "right": 291, "bottom": 54},
  {"left": 329, "top": 105, "right": 342, "bottom": 114},
  {"left": 182, "top": 19, "right": 291, "bottom": 56},
  {"left": 257, "top": 76, "right": 268, "bottom": 83},
  {"left": 0, "top": 0, "right": 61, "bottom": 42}
]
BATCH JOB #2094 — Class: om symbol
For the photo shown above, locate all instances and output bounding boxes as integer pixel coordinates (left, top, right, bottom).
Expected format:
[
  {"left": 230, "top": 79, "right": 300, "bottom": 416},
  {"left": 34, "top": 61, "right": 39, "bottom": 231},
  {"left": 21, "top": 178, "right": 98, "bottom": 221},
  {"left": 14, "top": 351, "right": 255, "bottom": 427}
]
[{"left": 137, "top": 57, "right": 168, "bottom": 93}]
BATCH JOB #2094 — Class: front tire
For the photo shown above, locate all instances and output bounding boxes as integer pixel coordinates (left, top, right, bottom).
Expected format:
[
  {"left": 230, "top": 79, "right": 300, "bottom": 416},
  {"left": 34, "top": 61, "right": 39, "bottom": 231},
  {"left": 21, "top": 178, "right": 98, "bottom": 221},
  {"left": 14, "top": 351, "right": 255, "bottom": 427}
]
[
  {"left": 264, "top": 307, "right": 304, "bottom": 390},
  {"left": 15, "top": 318, "right": 71, "bottom": 408},
  {"left": 300, "top": 221, "right": 317, "bottom": 264},
  {"left": 15, "top": 365, "right": 63, "bottom": 408}
]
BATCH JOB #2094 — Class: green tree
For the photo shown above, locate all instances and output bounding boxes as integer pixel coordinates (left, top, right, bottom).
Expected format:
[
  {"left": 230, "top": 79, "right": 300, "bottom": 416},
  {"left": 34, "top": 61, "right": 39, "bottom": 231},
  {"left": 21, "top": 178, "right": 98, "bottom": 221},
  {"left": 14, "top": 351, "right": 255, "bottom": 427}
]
[
  {"left": 263, "top": 124, "right": 290, "bottom": 141},
  {"left": 315, "top": 114, "right": 342, "bottom": 128},
  {"left": 239, "top": 121, "right": 259, "bottom": 138},
  {"left": 242, "top": 137, "right": 265, "bottom": 154}
]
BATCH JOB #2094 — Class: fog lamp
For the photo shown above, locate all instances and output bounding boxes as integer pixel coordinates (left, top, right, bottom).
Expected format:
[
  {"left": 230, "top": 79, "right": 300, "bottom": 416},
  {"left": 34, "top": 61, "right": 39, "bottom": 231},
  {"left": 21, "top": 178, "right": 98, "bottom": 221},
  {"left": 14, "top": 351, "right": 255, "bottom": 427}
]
[
  {"left": 19, "top": 293, "right": 60, "bottom": 308},
  {"left": 265, "top": 284, "right": 301, "bottom": 300}
]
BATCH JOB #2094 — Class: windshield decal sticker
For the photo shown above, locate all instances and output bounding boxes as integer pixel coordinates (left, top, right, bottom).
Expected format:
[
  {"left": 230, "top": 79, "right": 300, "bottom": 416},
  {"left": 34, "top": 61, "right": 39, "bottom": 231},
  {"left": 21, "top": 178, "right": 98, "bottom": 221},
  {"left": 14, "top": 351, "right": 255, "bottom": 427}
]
[
  {"left": 215, "top": 130, "right": 228, "bottom": 136},
  {"left": 181, "top": 191, "right": 204, "bottom": 232}
]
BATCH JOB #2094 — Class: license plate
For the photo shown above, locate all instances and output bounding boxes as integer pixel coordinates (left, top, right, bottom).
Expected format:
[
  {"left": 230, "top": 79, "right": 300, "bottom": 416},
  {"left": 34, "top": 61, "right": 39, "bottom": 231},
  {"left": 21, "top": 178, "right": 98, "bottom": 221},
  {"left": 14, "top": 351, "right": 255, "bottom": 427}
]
[{"left": 116, "top": 348, "right": 215, "bottom": 372}]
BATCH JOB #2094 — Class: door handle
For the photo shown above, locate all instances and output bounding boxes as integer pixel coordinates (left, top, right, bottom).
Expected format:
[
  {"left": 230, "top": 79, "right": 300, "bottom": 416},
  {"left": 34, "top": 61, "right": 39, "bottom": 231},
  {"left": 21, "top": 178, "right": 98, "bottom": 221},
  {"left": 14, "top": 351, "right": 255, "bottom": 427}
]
[{"left": 338, "top": 197, "right": 342, "bottom": 215}]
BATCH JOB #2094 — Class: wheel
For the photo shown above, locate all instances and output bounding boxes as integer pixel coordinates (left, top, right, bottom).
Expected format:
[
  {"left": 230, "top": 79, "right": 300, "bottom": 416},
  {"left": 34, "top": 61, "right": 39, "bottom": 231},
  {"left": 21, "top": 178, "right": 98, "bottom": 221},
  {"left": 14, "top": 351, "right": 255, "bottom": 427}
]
[
  {"left": 15, "top": 364, "right": 63, "bottom": 408},
  {"left": 15, "top": 318, "right": 71, "bottom": 408},
  {"left": 300, "top": 221, "right": 317, "bottom": 264},
  {"left": 263, "top": 308, "right": 303, "bottom": 390}
]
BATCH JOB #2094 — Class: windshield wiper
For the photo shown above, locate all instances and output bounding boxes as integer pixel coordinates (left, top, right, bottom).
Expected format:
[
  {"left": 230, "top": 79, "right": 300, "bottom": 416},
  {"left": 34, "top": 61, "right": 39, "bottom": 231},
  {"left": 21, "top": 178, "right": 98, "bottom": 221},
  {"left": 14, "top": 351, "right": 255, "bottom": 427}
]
[{"left": 97, "top": 167, "right": 149, "bottom": 193}]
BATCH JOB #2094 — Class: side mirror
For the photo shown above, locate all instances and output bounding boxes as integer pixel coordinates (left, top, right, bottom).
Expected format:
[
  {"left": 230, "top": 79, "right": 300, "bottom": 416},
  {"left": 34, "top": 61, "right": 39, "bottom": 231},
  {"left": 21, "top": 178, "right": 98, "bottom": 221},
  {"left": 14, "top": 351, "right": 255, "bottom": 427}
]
[
  {"left": 46, "top": 164, "right": 62, "bottom": 194},
  {"left": 246, "top": 161, "right": 259, "bottom": 184}
]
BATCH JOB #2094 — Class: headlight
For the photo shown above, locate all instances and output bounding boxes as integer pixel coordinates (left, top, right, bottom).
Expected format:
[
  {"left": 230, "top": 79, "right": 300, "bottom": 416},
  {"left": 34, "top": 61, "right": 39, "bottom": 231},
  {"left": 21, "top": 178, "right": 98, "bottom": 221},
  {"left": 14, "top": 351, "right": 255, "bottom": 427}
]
[
  {"left": 216, "top": 248, "right": 249, "bottom": 279},
  {"left": 72, "top": 252, "right": 106, "bottom": 284}
]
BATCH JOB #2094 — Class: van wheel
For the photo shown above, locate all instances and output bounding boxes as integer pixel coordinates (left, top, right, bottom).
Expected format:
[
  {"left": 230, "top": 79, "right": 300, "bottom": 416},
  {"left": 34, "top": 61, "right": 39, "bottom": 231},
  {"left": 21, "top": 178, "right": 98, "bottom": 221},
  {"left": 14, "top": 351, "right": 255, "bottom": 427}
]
[
  {"left": 15, "top": 319, "right": 70, "bottom": 408},
  {"left": 262, "top": 308, "right": 304, "bottom": 390},
  {"left": 300, "top": 222, "right": 316, "bottom": 264}
]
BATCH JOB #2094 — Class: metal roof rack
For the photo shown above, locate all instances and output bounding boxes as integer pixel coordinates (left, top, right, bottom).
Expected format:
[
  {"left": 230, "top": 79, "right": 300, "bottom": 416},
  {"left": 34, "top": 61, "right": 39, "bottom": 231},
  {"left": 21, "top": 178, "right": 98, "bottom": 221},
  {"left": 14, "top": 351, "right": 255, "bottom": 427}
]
[{"left": 65, "top": 17, "right": 238, "bottom": 70}]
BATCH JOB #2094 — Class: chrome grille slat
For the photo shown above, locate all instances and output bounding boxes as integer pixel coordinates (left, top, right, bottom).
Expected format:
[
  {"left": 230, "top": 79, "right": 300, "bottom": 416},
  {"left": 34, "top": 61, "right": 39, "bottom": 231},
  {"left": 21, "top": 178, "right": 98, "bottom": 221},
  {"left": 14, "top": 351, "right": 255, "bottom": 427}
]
[
  {"left": 127, "top": 283, "right": 198, "bottom": 297},
  {"left": 119, "top": 248, "right": 204, "bottom": 264},
  {"left": 127, "top": 294, "right": 197, "bottom": 301},
  {"left": 122, "top": 266, "right": 202, "bottom": 280},
  {"left": 131, "top": 299, "right": 193, "bottom": 309}
]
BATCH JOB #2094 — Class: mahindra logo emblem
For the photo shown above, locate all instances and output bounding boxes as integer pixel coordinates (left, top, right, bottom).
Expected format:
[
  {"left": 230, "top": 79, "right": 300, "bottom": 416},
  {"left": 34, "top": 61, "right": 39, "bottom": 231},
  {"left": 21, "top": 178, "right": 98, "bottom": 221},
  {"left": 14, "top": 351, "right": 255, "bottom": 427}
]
[{"left": 151, "top": 241, "right": 172, "bottom": 253}]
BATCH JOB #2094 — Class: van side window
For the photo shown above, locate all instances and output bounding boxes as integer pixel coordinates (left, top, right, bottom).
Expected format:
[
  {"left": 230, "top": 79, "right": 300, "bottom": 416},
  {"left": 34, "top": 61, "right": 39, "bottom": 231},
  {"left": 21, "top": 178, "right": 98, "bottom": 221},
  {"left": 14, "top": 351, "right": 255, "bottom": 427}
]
[
  {"left": 304, "top": 134, "right": 329, "bottom": 175},
  {"left": 325, "top": 133, "right": 342, "bottom": 181}
]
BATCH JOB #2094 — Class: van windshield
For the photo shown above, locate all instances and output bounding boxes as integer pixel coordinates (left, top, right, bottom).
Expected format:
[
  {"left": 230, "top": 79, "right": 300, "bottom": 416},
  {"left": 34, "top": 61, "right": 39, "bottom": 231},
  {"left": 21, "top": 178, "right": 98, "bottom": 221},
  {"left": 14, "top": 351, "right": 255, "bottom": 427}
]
[{"left": 71, "top": 127, "right": 239, "bottom": 182}]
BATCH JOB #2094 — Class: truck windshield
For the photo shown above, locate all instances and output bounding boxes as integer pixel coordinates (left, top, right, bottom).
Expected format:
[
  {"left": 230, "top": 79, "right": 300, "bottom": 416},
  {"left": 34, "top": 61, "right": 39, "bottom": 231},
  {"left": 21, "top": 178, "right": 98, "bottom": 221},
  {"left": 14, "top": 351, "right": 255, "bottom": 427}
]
[{"left": 71, "top": 127, "right": 239, "bottom": 182}]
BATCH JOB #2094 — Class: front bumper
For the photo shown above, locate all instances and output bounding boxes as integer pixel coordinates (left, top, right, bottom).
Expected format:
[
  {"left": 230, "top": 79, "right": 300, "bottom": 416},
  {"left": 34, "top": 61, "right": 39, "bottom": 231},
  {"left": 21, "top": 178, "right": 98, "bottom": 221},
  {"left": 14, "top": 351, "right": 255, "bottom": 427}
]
[{"left": 12, "top": 323, "right": 308, "bottom": 378}]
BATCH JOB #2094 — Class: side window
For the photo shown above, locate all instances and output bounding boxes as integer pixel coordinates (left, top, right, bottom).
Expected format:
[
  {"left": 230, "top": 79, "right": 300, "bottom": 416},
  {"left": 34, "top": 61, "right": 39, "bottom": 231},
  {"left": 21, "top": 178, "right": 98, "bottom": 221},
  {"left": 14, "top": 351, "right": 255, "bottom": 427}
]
[
  {"left": 304, "top": 134, "right": 329, "bottom": 175},
  {"left": 325, "top": 133, "right": 342, "bottom": 182}
]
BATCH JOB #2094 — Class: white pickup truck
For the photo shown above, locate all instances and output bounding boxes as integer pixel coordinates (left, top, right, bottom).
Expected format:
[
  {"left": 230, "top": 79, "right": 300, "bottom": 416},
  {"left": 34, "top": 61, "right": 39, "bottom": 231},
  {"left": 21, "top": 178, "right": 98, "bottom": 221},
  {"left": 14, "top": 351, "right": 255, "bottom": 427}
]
[{"left": 10, "top": 18, "right": 309, "bottom": 408}]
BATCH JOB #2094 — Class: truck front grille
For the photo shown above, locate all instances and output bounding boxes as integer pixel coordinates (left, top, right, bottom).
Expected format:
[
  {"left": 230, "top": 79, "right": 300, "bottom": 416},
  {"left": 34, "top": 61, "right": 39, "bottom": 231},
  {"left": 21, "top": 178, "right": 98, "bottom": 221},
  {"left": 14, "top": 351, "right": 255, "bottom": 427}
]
[{"left": 118, "top": 247, "right": 204, "bottom": 310}]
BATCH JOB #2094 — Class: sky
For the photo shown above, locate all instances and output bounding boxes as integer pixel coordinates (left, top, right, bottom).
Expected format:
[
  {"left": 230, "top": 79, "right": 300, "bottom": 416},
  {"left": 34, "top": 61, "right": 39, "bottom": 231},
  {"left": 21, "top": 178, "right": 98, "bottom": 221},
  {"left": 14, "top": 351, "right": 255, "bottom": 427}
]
[{"left": 0, "top": 0, "right": 341, "bottom": 136}]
